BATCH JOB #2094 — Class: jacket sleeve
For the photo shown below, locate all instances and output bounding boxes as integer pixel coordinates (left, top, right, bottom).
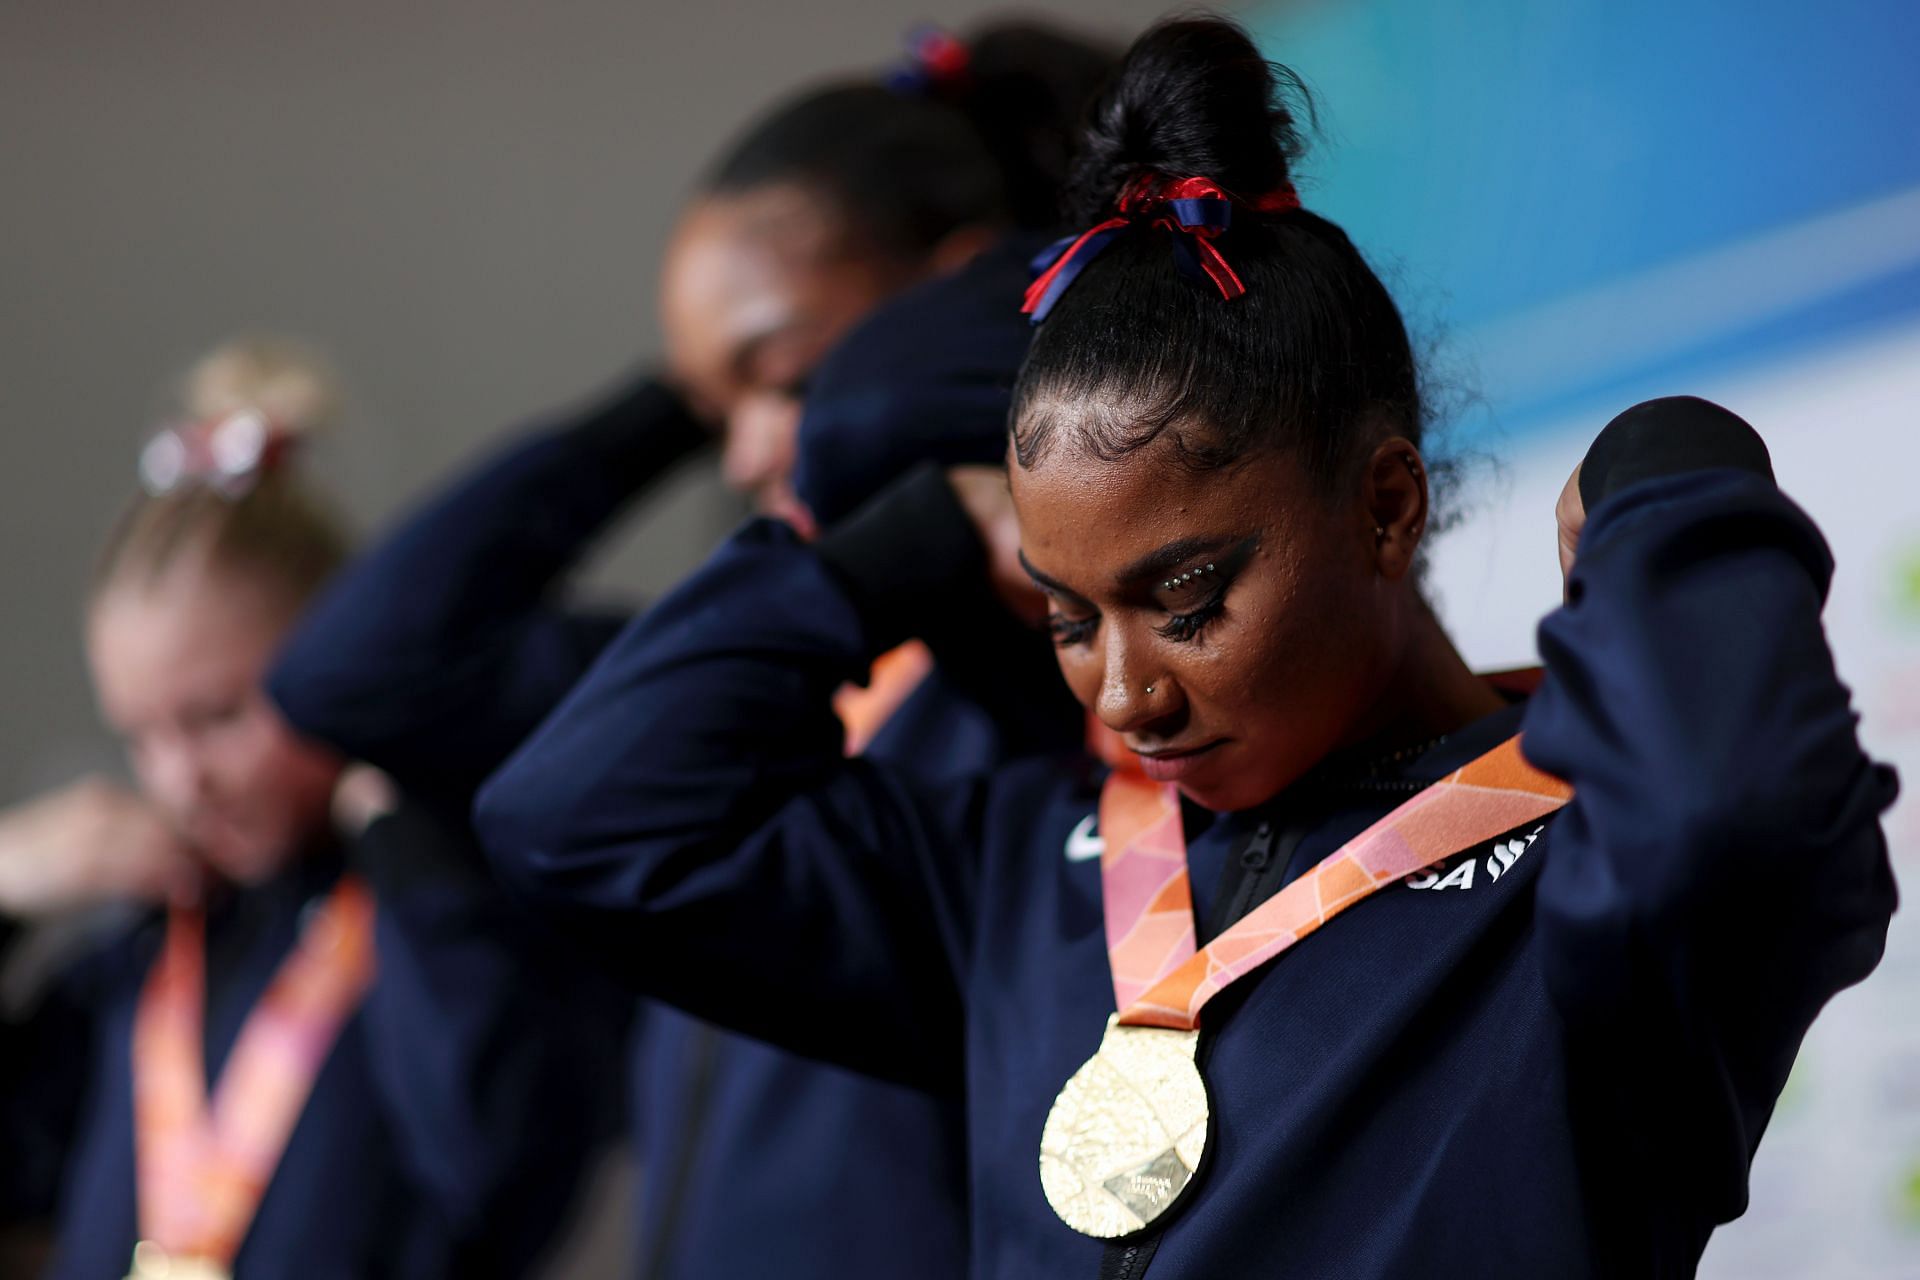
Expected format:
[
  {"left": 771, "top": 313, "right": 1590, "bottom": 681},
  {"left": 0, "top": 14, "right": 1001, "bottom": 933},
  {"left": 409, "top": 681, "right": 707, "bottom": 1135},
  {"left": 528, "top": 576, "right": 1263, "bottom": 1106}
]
[
  {"left": 1521, "top": 401, "right": 1898, "bottom": 1259},
  {"left": 474, "top": 497, "right": 996, "bottom": 1091},
  {"left": 351, "top": 802, "right": 629, "bottom": 1272},
  {"left": 267, "top": 375, "right": 706, "bottom": 804},
  {"left": 0, "top": 922, "right": 117, "bottom": 1228}
]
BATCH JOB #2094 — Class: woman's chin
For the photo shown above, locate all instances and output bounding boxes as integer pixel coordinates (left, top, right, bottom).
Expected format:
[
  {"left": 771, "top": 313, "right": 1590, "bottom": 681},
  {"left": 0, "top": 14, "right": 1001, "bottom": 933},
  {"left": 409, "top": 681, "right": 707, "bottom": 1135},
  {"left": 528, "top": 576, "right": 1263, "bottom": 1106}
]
[
  {"left": 1176, "top": 776, "right": 1263, "bottom": 815},
  {"left": 197, "top": 832, "right": 297, "bottom": 888},
  {"left": 1175, "top": 755, "right": 1297, "bottom": 815}
]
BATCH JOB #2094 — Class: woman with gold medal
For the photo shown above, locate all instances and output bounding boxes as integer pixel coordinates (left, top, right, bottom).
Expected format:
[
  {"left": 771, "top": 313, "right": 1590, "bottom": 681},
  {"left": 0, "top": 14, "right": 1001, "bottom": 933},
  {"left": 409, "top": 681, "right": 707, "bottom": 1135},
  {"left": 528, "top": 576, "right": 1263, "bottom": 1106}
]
[
  {"left": 478, "top": 17, "right": 1898, "bottom": 1278},
  {"left": 0, "top": 341, "right": 621, "bottom": 1279}
]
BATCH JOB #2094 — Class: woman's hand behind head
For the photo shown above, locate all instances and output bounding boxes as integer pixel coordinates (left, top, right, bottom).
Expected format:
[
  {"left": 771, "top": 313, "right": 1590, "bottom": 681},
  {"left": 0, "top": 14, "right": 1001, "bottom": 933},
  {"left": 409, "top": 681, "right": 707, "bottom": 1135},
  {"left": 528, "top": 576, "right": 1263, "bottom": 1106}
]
[
  {"left": 1557, "top": 463, "right": 1586, "bottom": 586},
  {"left": 948, "top": 465, "right": 1046, "bottom": 627}
]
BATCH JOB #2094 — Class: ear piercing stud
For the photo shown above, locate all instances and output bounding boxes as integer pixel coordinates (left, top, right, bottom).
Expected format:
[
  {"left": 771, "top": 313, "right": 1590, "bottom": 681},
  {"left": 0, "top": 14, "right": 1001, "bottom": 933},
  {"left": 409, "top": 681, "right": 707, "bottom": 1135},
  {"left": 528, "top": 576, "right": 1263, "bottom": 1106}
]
[
  {"left": 1161, "top": 562, "right": 1217, "bottom": 592},
  {"left": 1375, "top": 455, "right": 1419, "bottom": 542}
]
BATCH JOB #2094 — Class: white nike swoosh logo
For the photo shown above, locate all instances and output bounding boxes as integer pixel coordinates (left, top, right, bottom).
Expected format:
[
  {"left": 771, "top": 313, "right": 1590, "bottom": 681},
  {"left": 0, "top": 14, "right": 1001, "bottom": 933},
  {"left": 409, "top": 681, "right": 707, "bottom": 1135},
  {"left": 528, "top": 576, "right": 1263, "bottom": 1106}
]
[{"left": 1065, "top": 814, "right": 1104, "bottom": 862}]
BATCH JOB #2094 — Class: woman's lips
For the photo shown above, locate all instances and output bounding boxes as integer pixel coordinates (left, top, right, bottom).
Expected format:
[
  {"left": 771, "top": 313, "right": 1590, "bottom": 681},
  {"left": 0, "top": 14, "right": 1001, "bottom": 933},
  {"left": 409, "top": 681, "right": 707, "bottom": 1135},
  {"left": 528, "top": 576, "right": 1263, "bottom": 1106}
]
[{"left": 1133, "top": 740, "right": 1226, "bottom": 783}]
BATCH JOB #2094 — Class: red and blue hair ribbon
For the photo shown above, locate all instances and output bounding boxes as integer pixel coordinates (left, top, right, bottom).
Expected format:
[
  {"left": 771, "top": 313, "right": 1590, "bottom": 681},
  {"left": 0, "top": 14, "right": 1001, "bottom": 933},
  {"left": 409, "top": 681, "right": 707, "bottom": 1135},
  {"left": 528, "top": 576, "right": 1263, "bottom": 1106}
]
[
  {"left": 887, "top": 26, "right": 971, "bottom": 98},
  {"left": 1022, "top": 175, "right": 1301, "bottom": 323}
]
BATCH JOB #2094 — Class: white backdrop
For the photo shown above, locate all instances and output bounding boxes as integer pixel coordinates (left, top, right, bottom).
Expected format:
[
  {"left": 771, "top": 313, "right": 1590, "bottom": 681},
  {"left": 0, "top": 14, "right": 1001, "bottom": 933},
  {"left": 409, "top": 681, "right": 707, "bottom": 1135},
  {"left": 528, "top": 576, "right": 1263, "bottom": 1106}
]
[{"left": 1427, "top": 318, "right": 1920, "bottom": 1277}]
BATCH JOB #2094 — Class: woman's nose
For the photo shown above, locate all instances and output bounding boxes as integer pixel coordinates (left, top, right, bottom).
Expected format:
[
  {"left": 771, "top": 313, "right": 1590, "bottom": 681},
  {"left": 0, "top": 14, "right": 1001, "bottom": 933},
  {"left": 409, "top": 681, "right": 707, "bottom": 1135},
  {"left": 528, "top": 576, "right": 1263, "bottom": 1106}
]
[
  {"left": 142, "top": 738, "right": 209, "bottom": 820},
  {"left": 721, "top": 393, "right": 801, "bottom": 500},
  {"left": 1094, "top": 624, "right": 1179, "bottom": 736}
]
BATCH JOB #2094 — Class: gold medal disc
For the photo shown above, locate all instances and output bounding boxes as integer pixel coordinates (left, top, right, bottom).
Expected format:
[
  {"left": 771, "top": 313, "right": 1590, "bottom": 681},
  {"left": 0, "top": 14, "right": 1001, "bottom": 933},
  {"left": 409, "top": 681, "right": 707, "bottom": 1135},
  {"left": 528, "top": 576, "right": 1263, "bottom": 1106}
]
[
  {"left": 126, "top": 1241, "right": 232, "bottom": 1280},
  {"left": 1039, "top": 1014, "right": 1210, "bottom": 1238}
]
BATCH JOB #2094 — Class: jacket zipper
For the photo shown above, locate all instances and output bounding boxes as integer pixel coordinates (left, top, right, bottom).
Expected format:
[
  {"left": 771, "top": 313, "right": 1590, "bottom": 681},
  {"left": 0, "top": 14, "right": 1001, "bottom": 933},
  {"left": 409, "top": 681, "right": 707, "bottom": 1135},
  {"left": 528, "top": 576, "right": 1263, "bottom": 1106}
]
[{"left": 1220, "top": 821, "right": 1276, "bottom": 930}]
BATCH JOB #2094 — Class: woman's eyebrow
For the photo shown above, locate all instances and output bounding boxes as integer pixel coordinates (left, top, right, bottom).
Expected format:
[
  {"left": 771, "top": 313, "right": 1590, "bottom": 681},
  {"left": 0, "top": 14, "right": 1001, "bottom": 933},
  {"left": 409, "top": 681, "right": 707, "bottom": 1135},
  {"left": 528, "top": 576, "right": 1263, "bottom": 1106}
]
[
  {"left": 724, "top": 302, "right": 805, "bottom": 385},
  {"left": 1017, "top": 550, "right": 1086, "bottom": 601},
  {"left": 727, "top": 327, "right": 781, "bottom": 385},
  {"left": 1116, "top": 535, "right": 1247, "bottom": 589}
]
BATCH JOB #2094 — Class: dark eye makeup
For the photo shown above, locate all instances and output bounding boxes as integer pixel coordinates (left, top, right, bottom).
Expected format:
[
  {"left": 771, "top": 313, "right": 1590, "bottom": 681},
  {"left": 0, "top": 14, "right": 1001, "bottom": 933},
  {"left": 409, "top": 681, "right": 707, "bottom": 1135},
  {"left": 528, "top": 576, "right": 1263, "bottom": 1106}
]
[
  {"left": 1145, "top": 535, "right": 1257, "bottom": 644},
  {"left": 1153, "top": 584, "right": 1229, "bottom": 643},
  {"left": 1047, "top": 613, "right": 1099, "bottom": 648},
  {"left": 1039, "top": 535, "right": 1256, "bottom": 650}
]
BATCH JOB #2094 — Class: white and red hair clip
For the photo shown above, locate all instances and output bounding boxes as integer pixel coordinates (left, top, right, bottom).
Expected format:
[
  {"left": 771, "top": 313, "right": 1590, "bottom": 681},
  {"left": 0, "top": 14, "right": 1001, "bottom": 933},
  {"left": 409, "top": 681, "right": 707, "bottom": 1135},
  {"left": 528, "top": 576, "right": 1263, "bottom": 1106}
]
[{"left": 138, "top": 409, "right": 296, "bottom": 498}]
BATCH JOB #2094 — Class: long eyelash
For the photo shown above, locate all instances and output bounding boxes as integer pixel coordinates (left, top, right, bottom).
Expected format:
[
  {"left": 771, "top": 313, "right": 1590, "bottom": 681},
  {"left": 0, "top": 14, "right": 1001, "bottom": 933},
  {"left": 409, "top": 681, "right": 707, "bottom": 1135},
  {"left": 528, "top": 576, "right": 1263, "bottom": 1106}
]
[
  {"left": 1047, "top": 576, "right": 1231, "bottom": 649},
  {"left": 1048, "top": 614, "right": 1098, "bottom": 648},
  {"left": 1155, "top": 589, "right": 1227, "bottom": 643}
]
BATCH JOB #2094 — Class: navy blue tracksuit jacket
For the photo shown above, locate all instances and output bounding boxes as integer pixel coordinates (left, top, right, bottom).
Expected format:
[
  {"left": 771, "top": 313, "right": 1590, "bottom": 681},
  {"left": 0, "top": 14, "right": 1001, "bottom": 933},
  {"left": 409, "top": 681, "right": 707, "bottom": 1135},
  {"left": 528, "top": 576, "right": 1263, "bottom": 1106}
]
[
  {"left": 0, "top": 805, "right": 616, "bottom": 1279},
  {"left": 474, "top": 402, "right": 1898, "bottom": 1278},
  {"left": 267, "top": 233, "right": 1068, "bottom": 1277}
]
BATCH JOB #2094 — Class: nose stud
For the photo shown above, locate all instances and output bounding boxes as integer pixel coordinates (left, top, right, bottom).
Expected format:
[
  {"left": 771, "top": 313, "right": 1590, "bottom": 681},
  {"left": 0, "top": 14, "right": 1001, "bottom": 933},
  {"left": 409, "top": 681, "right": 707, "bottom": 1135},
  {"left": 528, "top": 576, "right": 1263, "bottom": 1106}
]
[{"left": 1144, "top": 685, "right": 1157, "bottom": 696}]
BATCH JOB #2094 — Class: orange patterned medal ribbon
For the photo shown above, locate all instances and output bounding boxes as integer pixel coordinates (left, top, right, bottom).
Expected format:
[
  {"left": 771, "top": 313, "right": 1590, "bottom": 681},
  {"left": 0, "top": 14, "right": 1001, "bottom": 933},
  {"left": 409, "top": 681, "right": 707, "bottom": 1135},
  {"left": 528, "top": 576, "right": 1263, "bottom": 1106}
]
[
  {"left": 834, "top": 640, "right": 935, "bottom": 757},
  {"left": 1099, "top": 736, "right": 1571, "bottom": 1030},
  {"left": 132, "top": 874, "right": 377, "bottom": 1269},
  {"left": 1097, "top": 774, "right": 1195, "bottom": 1016}
]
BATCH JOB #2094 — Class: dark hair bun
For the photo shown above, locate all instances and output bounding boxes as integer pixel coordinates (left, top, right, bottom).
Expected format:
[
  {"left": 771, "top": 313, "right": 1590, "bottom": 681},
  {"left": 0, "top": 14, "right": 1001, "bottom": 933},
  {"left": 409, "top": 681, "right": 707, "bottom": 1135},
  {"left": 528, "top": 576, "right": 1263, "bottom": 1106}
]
[
  {"left": 707, "top": 21, "right": 1116, "bottom": 256},
  {"left": 1014, "top": 17, "right": 1420, "bottom": 493},
  {"left": 1065, "top": 16, "right": 1305, "bottom": 223},
  {"left": 956, "top": 21, "right": 1120, "bottom": 229}
]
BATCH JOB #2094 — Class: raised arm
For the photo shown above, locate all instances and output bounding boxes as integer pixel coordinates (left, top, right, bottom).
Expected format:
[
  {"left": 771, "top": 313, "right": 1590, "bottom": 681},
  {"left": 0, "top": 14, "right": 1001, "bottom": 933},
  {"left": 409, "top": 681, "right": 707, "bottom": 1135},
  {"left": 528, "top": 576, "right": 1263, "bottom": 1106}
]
[
  {"left": 1522, "top": 397, "right": 1899, "bottom": 1264},
  {"left": 475, "top": 472, "right": 1008, "bottom": 1089},
  {"left": 267, "top": 374, "right": 707, "bottom": 802}
]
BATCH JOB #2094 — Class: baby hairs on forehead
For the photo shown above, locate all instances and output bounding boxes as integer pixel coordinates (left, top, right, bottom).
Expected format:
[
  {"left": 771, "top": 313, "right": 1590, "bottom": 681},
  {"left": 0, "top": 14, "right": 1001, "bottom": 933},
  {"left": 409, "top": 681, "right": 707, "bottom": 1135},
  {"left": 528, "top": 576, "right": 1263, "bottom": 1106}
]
[{"left": 1009, "top": 17, "right": 1423, "bottom": 493}]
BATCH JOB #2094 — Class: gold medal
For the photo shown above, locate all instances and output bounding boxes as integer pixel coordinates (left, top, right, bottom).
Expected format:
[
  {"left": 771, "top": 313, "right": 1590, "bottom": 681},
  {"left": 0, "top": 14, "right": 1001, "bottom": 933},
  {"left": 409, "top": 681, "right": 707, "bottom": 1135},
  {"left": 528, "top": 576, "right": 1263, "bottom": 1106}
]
[
  {"left": 126, "top": 1241, "right": 233, "bottom": 1280},
  {"left": 1038, "top": 1014, "right": 1210, "bottom": 1238}
]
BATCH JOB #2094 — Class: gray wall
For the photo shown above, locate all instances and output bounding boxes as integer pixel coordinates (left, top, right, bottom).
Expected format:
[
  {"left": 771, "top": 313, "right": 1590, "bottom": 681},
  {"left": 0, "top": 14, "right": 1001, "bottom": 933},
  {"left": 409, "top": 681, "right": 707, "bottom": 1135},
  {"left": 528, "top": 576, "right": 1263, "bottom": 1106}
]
[{"left": 0, "top": 0, "right": 1194, "bottom": 797}]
